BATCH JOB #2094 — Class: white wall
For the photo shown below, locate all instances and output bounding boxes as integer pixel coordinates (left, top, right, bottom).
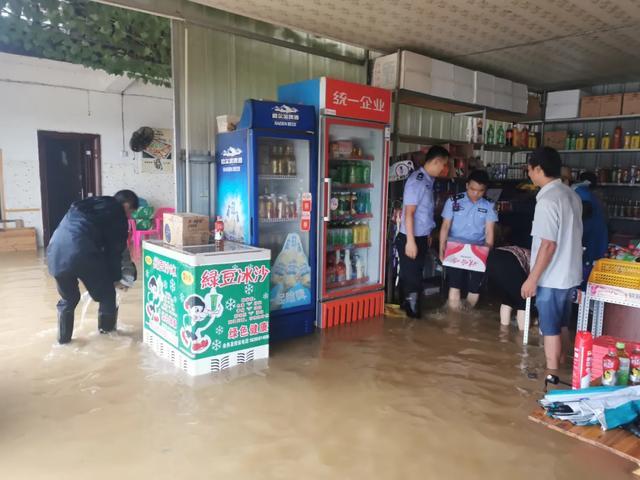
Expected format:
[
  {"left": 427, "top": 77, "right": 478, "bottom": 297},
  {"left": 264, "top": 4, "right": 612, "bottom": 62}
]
[{"left": 0, "top": 52, "right": 174, "bottom": 245}]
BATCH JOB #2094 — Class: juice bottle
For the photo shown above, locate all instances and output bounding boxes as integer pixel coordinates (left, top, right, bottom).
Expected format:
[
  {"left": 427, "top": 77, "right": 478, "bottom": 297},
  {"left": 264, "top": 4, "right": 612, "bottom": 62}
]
[
  {"left": 613, "top": 126, "right": 623, "bottom": 149},
  {"left": 575, "top": 132, "right": 586, "bottom": 150},
  {"left": 344, "top": 249, "right": 352, "bottom": 280},
  {"left": 617, "top": 342, "right": 630, "bottom": 385},
  {"left": 630, "top": 346, "right": 640, "bottom": 385},
  {"left": 505, "top": 124, "right": 513, "bottom": 146},
  {"left": 521, "top": 126, "right": 529, "bottom": 148},
  {"left": 587, "top": 133, "right": 597, "bottom": 150},
  {"left": 624, "top": 132, "right": 632, "bottom": 149},
  {"left": 572, "top": 331, "right": 593, "bottom": 389},
  {"left": 602, "top": 347, "right": 620, "bottom": 386},
  {"left": 601, "top": 132, "right": 611, "bottom": 150},
  {"left": 214, "top": 216, "right": 225, "bottom": 248},
  {"left": 355, "top": 254, "right": 365, "bottom": 279},
  {"left": 632, "top": 131, "right": 640, "bottom": 149}
]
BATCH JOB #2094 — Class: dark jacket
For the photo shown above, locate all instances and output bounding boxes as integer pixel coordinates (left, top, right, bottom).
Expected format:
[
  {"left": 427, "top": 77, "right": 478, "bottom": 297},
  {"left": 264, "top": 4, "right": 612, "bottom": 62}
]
[{"left": 47, "top": 196, "right": 128, "bottom": 281}]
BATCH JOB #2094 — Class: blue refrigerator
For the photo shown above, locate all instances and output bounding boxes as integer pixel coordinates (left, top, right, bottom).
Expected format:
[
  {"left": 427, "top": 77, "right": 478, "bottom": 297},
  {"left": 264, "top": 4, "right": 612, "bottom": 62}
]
[{"left": 216, "top": 100, "right": 318, "bottom": 342}]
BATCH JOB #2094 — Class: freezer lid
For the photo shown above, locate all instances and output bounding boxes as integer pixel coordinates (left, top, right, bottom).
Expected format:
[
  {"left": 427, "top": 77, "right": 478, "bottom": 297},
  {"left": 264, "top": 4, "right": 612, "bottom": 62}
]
[{"left": 143, "top": 240, "right": 270, "bottom": 265}]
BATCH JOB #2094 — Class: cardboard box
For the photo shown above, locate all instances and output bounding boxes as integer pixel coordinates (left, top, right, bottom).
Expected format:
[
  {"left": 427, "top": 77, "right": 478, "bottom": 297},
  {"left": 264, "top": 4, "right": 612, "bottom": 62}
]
[
  {"left": 579, "top": 96, "right": 601, "bottom": 117},
  {"left": 453, "top": 65, "right": 475, "bottom": 104},
  {"left": 495, "top": 92, "right": 513, "bottom": 111},
  {"left": 372, "top": 51, "right": 433, "bottom": 93},
  {"left": 599, "top": 94, "right": 623, "bottom": 116},
  {"left": 623, "top": 92, "right": 640, "bottom": 115},
  {"left": 473, "top": 71, "right": 495, "bottom": 107},
  {"left": 546, "top": 89, "right": 582, "bottom": 119},
  {"left": 163, "top": 213, "right": 210, "bottom": 247},
  {"left": 442, "top": 242, "right": 490, "bottom": 272},
  {"left": 0, "top": 227, "right": 36, "bottom": 252},
  {"left": 512, "top": 83, "right": 529, "bottom": 114},
  {"left": 525, "top": 94, "right": 543, "bottom": 120},
  {"left": 494, "top": 76, "right": 513, "bottom": 95},
  {"left": 543, "top": 130, "right": 568, "bottom": 150}
]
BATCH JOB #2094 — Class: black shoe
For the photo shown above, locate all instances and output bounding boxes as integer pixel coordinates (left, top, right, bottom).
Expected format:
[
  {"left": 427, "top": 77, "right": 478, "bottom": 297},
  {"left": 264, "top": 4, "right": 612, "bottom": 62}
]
[
  {"left": 402, "top": 301, "right": 420, "bottom": 319},
  {"left": 98, "top": 308, "right": 118, "bottom": 333},
  {"left": 58, "top": 311, "right": 74, "bottom": 344}
]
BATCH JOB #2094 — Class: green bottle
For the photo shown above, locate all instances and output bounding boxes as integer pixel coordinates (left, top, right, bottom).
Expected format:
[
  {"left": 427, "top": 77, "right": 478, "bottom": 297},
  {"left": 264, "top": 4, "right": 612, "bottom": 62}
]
[
  {"left": 486, "top": 123, "right": 495, "bottom": 145},
  {"left": 569, "top": 134, "right": 577, "bottom": 150},
  {"left": 565, "top": 133, "right": 572, "bottom": 151},
  {"left": 496, "top": 124, "right": 505, "bottom": 146}
]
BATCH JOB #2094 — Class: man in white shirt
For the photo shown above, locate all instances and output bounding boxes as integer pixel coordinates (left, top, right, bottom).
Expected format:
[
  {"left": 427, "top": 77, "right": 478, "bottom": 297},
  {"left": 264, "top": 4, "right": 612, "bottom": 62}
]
[{"left": 521, "top": 147, "right": 583, "bottom": 370}]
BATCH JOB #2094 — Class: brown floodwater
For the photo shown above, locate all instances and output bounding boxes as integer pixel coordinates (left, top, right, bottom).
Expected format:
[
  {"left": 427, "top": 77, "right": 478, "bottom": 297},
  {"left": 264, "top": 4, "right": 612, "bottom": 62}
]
[{"left": 0, "top": 251, "right": 635, "bottom": 479}]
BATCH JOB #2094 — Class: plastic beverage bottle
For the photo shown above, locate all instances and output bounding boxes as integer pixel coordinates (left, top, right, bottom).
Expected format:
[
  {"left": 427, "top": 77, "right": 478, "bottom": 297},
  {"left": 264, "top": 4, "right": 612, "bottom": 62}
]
[
  {"left": 624, "top": 132, "right": 632, "bottom": 149},
  {"left": 617, "top": 342, "right": 630, "bottom": 385},
  {"left": 613, "top": 126, "right": 623, "bottom": 149},
  {"left": 572, "top": 331, "right": 593, "bottom": 389},
  {"left": 486, "top": 123, "right": 495, "bottom": 145},
  {"left": 344, "top": 249, "right": 352, "bottom": 280},
  {"left": 569, "top": 134, "right": 577, "bottom": 150},
  {"left": 587, "top": 133, "right": 597, "bottom": 150},
  {"left": 214, "top": 216, "right": 225, "bottom": 249},
  {"left": 629, "top": 347, "right": 640, "bottom": 385},
  {"left": 575, "top": 132, "right": 586, "bottom": 150},
  {"left": 632, "top": 131, "right": 640, "bottom": 149},
  {"left": 336, "top": 250, "right": 346, "bottom": 283},
  {"left": 496, "top": 125, "right": 505, "bottom": 146},
  {"left": 355, "top": 254, "right": 364, "bottom": 279},
  {"left": 602, "top": 347, "right": 620, "bottom": 386},
  {"left": 601, "top": 132, "right": 611, "bottom": 150},
  {"left": 564, "top": 133, "right": 572, "bottom": 150},
  {"left": 505, "top": 124, "right": 513, "bottom": 146}
]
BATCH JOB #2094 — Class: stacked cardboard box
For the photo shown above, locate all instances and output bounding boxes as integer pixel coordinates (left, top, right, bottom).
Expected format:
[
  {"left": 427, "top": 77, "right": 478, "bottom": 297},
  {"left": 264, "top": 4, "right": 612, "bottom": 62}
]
[{"left": 163, "top": 213, "right": 210, "bottom": 247}]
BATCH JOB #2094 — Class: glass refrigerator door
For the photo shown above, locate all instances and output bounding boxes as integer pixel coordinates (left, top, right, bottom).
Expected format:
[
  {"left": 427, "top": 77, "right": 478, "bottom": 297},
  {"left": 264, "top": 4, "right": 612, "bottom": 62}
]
[
  {"left": 256, "top": 136, "right": 313, "bottom": 312},
  {"left": 322, "top": 119, "right": 387, "bottom": 298}
]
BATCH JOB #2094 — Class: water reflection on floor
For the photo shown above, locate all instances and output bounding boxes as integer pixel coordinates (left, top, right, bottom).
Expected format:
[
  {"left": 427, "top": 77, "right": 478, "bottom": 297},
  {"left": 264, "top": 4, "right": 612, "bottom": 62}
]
[{"left": 0, "top": 252, "right": 634, "bottom": 479}]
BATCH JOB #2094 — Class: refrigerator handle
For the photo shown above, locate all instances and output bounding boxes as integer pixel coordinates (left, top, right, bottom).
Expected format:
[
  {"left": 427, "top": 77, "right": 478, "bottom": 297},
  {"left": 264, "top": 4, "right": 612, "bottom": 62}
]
[{"left": 323, "top": 177, "right": 332, "bottom": 222}]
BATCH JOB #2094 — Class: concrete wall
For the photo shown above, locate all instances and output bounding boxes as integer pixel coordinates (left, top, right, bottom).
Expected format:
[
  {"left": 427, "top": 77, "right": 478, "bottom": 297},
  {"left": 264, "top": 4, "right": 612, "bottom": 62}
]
[{"left": 0, "top": 52, "right": 174, "bottom": 245}]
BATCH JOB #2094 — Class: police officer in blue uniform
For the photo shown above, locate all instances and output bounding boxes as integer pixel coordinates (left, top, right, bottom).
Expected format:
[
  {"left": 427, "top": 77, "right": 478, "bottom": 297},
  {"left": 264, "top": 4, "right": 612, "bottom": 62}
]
[
  {"left": 396, "top": 146, "right": 450, "bottom": 317},
  {"left": 439, "top": 169, "right": 497, "bottom": 310}
]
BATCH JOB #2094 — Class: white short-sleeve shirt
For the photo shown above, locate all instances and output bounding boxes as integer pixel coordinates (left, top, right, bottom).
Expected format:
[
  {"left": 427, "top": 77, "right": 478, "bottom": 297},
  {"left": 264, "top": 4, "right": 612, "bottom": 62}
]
[{"left": 530, "top": 179, "right": 583, "bottom": 289}]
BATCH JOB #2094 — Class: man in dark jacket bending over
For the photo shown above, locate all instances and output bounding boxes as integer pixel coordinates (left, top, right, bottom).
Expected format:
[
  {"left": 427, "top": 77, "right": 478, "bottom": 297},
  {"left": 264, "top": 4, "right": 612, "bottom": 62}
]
[{"left": 47, "top": 190, "right": 139, "bottom": 344}]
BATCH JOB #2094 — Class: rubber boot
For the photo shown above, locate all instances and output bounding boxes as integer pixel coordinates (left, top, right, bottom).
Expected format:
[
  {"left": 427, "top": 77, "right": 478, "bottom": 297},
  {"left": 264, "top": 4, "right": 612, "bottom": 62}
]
[
  {"left": 98, "top": 308, "right": 118, "bottom": 334},
  {"left": 403, "top": 293, "right": 420, "bottom": 318},
  {"left": 58, "top": 311, "right": 74, "bottom": 344}
]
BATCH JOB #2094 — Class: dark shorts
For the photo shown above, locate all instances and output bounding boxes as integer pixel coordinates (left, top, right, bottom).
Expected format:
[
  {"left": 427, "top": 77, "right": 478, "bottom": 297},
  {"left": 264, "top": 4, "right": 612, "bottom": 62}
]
[
  {"left": 446, "top": 266, "right": 485, "bottom": 294},
  {"left": 536, "top": 286, "right": 574, "bottom": 336}
]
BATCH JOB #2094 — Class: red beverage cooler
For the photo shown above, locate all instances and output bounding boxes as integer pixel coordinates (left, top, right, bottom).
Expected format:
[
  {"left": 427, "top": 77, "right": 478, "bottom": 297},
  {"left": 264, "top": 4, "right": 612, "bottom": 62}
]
[{"left": 279, "top": 78, "right": 391, "bottom": 328}]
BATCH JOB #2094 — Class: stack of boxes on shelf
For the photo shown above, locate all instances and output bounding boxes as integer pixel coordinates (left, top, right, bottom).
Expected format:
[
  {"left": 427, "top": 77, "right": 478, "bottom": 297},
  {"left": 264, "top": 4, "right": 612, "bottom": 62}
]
[
  {"left": 371, "top": 50, "right": 529, "bottom": 114},
  {"left": 545, "top": 89, "right": 640, "bottom": 120}
]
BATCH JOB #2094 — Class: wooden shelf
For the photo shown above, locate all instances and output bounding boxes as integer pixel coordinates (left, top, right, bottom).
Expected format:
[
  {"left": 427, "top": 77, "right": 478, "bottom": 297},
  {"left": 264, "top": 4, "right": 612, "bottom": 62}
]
[
  {"left": 610, "top": 216, "right": 640, "bottom": 221},
  {"left": 330, "top": 213, "right": 374, "bottom": 222},
  {"left": 332, "top": 183, "right": 374, "bottom": 190},
  {"left": 326, "top": 276, "right": 370, "bottom": 290},
  {"left": 541, "top": 113, "right": 640, "bottom": 124},
  {"left": 394, "top": 133, "right": 480, "bottom": 148},
  {"left": 559, "top": 148, "right": 640, "bottom": 154},
  {"left": 327, "top": 242, "right": 371, "bottom": 252}
]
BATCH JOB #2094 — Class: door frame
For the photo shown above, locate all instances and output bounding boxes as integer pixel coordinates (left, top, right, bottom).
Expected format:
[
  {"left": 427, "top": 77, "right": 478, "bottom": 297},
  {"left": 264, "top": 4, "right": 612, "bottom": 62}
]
[{"left": 37, "top": 130, "right": 102, "bottom": 245}]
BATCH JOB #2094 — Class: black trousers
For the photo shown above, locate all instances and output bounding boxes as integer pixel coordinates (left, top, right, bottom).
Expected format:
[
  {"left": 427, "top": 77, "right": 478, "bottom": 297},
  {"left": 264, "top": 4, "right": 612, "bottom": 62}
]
[
  {"left": 396, "top": 233, "right": 430, "bottom": 296},
  {"left": 486, "top": 249, "right": 527, "bottom": 311},
  {"left": 55, "top": 270, "right": 117, "bottom": 317}
]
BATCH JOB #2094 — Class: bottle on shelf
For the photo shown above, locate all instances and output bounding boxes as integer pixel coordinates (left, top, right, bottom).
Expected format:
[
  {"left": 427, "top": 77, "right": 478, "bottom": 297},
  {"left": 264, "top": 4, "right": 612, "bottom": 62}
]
[
  {"left": 564, "top": 132, "right": 573, "bottom": 151},
  {"left": 284, "top": 144, "right": 297, "bottom": 176},
  {"left": 344, "top": 249, "right": 352, "bottom": 281},
  {"left": 617, "top": 342, "right": 630, "bottom": 386},
  {"left": 486, "top": 123, "right": 495, "bottom": 145},
  {"left": 624, "top": 131, "right": 632, "bottom": 149},
  {"left": 496, "top": 124, "right": 505, "bottom": 146},
  {"left": 512, "top": 125, "right": 520, "bottom": 148},
  {"left": 336, "top": 250, "right": 346, "bottom": 283},
  {"left": 632, "top": 131, "right": 640, "bottom": 149},
  {"left": 327, "top": 253, "right": 336, "bottom": 284},
  {"left": 602, "top": 346, "right": 620, "bottom": 386},
  {"left": 601, "top": 132, "right": 611, "bottom": 150},
  {"left": 476, "top": 119, "right": 483, "bottom": 144},
  {"left": 505, "top": 124, "right": 513, "bottom": 146},
  {"left": 355, "top": 254, "right": 365, "bottom": 280},
  {"left": 521, "top": 125, "right": 529, "bottom": 149},
  {"left": 587, "top": 133, "right": 597, "bottom": 150},
  {"left": 569, "top": 133, "right": 577, "bottom": 150},
  {"left": 575, "top": 132, "right": 586, "bottom": 150},
  {"left": 613, "top": 126, "right": 623, "bottom": 149}
]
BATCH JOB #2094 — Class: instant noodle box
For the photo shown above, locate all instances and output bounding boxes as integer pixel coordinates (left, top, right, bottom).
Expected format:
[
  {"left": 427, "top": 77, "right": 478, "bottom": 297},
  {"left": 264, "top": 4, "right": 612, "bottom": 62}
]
[{"left": 142, "top": 240, "right": 271, "bottom": 376}]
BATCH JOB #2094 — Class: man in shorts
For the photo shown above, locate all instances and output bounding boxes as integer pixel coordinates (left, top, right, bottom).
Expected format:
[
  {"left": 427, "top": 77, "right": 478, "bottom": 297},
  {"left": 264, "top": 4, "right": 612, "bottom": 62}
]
[{"left": 521, "top": 147, "right": 582, "bottom": 370}]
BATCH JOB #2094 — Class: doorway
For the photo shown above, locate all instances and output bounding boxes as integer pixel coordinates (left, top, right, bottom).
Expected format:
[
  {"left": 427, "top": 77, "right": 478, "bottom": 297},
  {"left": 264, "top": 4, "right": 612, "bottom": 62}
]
[{"left": 38, "top": 131, "right": 101, "bottom": 246}]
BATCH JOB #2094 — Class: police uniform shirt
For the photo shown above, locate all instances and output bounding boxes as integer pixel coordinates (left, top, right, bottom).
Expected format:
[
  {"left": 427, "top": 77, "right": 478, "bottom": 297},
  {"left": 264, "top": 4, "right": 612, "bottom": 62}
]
[
  {"left": 400, "top": 166, "right": 435, "bottom": 237},
  {"left": 441, "top": 193, "right": 498, "bottom": 244}
]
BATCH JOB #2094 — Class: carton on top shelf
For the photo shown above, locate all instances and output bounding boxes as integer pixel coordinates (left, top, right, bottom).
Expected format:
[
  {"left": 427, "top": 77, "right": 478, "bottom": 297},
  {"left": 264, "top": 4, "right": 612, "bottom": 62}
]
[
  {"left": 579, "top": 96, "right": 601, "bottom": 118},
  {"left": 623, "top": 92, "right": 640, "bottom": 115},
  {"left": 599, "top": 94, "right": 623, "bottom": 117}
]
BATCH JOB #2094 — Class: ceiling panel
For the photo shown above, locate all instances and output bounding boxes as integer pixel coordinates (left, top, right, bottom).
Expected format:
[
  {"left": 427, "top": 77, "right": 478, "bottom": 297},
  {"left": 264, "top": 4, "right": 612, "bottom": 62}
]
[{"left": 191, "top": 0, "right": 640, "bottom": 89}]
